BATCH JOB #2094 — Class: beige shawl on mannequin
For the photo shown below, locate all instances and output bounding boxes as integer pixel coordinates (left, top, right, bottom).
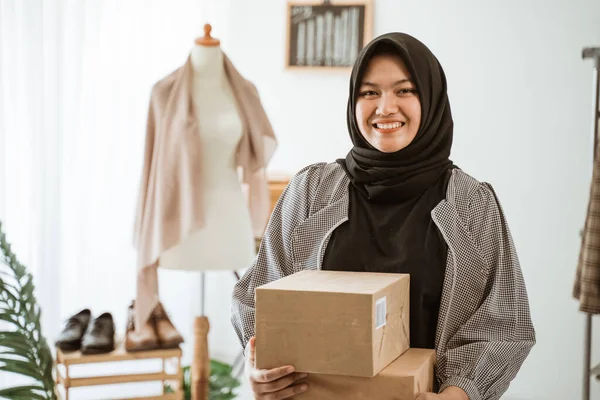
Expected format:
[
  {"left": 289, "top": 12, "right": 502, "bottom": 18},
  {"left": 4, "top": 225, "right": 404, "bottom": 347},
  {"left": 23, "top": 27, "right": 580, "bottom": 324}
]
[{"left": 133, "top": 54, "right": 277, "bottom": 330}]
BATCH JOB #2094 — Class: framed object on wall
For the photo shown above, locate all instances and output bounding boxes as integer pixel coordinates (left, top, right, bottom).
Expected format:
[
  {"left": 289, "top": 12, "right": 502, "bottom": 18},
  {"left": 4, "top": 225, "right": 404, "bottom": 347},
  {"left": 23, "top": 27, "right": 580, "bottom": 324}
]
[{"left": 285, "top": 0, "right": 373, "bottom": 71}]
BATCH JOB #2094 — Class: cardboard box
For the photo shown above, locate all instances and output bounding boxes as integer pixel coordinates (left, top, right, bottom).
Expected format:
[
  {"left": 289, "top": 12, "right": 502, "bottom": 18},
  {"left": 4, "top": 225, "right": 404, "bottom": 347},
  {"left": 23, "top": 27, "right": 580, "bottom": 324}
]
[
  {"left": 255, "top": 270, "right": 410, "bottom": 377},
  {"left": 295, "top": 348, "right": 436, "bottom": 400}
]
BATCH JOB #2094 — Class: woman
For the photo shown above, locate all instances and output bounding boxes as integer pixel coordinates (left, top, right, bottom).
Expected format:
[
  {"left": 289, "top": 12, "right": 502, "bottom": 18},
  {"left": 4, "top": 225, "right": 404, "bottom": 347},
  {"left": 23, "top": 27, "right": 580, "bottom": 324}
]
[{"left": 231, "top": 32, "right": 535, "bottom": 400}]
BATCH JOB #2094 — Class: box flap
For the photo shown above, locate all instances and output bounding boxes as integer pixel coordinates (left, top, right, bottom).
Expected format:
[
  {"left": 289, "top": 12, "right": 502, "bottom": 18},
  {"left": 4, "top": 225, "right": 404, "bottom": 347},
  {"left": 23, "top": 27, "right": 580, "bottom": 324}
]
[{"left": 257, "top": 270, "right": 409, "bottom": 294}]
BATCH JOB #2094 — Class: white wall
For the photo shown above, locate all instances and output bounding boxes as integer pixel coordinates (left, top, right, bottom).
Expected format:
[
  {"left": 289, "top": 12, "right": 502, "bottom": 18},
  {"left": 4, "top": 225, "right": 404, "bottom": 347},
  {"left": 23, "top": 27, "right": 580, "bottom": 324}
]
[{"left": 198, "top": 0, "right": 600, "bottom": 399}]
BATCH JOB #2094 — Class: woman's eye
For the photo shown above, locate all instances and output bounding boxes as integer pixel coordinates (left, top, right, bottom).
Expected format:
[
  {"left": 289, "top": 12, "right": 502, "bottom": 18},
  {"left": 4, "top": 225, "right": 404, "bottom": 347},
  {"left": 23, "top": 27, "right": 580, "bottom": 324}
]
[
  {"left": 398, "top": 88, "right": 417, "bottom": 95},
  {"left": 359, "top": 90, "right": 378, "bottom": 97}
]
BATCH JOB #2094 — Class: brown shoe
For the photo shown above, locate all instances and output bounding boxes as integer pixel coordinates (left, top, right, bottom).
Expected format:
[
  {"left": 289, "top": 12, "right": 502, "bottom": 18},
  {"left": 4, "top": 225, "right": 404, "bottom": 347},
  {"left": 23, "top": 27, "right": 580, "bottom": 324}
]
[
  {"left": 125, "top": 302, "right": 160, "bottom": 352},
  {"left": 152, "top": 302, "right": 184, "bottom": 349}
]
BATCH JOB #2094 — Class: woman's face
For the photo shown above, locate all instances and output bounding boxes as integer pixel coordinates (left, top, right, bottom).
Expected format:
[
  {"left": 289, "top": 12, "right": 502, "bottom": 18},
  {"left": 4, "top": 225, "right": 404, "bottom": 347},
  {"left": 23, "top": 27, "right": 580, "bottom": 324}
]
[{"left": 355, "top": 54, "right": 421, "bottom": 153}]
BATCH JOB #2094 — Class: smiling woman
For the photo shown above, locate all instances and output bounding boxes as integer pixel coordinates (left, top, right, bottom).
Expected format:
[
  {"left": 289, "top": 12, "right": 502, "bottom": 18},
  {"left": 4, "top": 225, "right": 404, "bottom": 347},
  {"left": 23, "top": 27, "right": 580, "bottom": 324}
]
[{"left": 232, "top": 32, "right": 535, "bottom": 400}]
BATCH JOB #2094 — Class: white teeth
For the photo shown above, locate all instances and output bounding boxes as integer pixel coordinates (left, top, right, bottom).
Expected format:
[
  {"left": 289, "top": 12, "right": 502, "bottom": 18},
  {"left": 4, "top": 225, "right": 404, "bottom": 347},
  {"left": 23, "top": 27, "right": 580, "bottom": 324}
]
[{"left": 375, "top": 122, "right": 404, "bottom": 129}]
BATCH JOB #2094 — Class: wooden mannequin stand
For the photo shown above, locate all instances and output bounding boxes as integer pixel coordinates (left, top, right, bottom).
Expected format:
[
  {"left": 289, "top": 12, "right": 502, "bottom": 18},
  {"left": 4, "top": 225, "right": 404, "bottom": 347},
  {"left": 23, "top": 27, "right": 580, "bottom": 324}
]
[
  {"left": 186, "top": 24, "right": 292, "bottom": 396},
  {"left": 192, "top": 317, "right": 210, "bottom": 400},
  {"left": 188, "top": 23, "right": 219, "bottom": 400}
]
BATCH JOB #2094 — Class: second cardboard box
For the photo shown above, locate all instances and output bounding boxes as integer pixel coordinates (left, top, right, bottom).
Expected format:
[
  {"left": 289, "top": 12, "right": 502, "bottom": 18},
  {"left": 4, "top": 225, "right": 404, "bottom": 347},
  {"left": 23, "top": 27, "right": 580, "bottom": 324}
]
[{"left": 295, "top": 348, "right": 436, "bottom": 400}]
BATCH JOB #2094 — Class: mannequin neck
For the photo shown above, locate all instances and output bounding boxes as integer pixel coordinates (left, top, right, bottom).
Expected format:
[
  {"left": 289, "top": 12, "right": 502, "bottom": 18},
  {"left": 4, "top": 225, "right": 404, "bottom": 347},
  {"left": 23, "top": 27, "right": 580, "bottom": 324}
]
[{"left": 190, "top": 45, "right": 225, "bottom": 84}]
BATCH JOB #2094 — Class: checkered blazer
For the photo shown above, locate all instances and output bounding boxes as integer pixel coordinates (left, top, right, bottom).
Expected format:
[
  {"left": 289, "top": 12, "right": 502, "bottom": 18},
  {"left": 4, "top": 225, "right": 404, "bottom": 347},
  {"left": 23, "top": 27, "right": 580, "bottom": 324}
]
[
  {"left": 231, "top": 163, "right": 535, "bottom": 400},
  {"left": 574, "top": 118, "right": 600, "bottom": 314}
]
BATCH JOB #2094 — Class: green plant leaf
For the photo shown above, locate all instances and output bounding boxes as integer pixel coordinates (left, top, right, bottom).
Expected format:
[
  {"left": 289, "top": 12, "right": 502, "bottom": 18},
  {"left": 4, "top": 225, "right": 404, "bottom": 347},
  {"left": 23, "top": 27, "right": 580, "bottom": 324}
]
[
  {"left": 0, "top": 222, "right": 56, "bottom": 399},
  {"left": 210, "top": 359, "right": 233, "bottom": 371},
  {"left": 0, "top": 336, "right": 36, "bottom": 356},
  {"left": 211, "top": 374, "right": 239, "bottom": 385},
  {"left": 0, "top": 349, "right": 35, "bottom": 363},
  {"left": 0, "top": 276, "right": 20, "bottom": 291},
  {"left": 0, "top": 330, "right": 33, "bottom": 345},
  {"left": 164, "top": 384, "right": 175, "bottom": 393},
  {"left": 0, "top": 332, "right": 32, "bottom": 351},
  {"left": 0, "top": 385, "right": 48, "bottom": 399},
  {"left": 0, "top": 395, "right": 43, "bottom": 400},
  {"left": 0, "top": 283, "right": 19, "bottom": 304},
  {"left": 0, "top": 358, "right": 44, "bottom": 380},
  {"left": 211, "top": 394, "right": 236, "bottom": 400},
  {"left": 0, "top": 311, "right": 19, "bottom": 325}
]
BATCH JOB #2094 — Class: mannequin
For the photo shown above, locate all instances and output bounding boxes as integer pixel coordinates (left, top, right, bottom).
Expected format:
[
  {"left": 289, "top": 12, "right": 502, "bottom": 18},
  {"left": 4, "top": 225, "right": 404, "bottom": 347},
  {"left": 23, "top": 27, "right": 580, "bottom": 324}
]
[
  {"left": 134, "top": 25, "right": 276, "bottom": 399},
  {"left": 158, "top": 31, "right": 256, "bottom": 280},
  {"left": 155, "top": 24, "right": 257, "bottom": 400}
]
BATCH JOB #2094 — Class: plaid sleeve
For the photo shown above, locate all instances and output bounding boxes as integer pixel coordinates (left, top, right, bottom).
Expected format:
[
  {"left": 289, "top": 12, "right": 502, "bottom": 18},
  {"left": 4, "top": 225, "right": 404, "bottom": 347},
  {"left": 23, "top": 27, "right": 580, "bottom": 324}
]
[
  {"left": 230, "top": 163, "right": 325, "bottom": 351},
  {"left": 438, "top": 183, "right": 536, "bottom": 400}
]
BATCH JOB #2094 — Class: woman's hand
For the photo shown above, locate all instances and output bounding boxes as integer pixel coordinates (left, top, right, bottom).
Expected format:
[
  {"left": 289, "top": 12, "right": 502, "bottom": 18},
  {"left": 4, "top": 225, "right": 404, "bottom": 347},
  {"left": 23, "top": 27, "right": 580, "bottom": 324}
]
[
  {"left": 416, "top": 386, "right": 469, "bottom": 400},
  {"left": 245, "top": 337, "right": 309, "bottom": 399},
  {"left": 416, "top": 394, "right": 442, "bottom": 400}
]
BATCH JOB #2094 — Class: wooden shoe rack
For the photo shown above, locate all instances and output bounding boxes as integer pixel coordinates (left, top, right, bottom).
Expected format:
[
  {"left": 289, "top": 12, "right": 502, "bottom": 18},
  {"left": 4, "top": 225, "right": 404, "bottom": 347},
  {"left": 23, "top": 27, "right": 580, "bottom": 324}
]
[{"left": 54, "top": 342, "right": 183, "bottom": 400}]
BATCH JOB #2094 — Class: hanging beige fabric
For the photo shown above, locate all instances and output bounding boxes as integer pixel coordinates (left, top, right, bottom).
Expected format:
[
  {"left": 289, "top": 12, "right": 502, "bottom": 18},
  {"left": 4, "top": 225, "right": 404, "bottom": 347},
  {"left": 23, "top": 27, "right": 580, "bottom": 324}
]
[{"left": 133, "top": 54, "right": 277, "bottom": 330}]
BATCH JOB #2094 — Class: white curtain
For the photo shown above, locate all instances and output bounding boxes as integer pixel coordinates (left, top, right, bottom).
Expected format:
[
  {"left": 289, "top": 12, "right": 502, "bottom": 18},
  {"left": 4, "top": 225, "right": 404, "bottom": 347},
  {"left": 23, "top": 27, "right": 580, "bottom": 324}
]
[{"left": 0, "top": 0, "right": 236, "bottom": 389}]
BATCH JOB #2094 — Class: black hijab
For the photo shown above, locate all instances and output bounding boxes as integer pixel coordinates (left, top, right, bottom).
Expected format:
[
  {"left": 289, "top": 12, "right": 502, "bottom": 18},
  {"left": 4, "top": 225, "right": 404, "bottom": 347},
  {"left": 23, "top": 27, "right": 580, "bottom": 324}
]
[{"left": 338, "top": 32, "right": 454, "bottom": 202}]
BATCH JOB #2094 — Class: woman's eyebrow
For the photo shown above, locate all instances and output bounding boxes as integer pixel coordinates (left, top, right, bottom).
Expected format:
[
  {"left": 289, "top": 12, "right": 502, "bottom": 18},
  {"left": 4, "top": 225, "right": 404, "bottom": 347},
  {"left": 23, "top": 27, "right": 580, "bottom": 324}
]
[{"left": 361, "top": 79, "right": 413, "bottom": 87}]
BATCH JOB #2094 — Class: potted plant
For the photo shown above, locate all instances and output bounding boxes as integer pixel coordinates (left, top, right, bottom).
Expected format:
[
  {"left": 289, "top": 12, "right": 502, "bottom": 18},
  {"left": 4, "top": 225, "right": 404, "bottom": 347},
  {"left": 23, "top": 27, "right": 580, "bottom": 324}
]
[
  {"left": 0, "top": 221, "right": 56, "bottom": 399},
  {"left": 165, "top": 359, "right": 241, "bottom": 400}
]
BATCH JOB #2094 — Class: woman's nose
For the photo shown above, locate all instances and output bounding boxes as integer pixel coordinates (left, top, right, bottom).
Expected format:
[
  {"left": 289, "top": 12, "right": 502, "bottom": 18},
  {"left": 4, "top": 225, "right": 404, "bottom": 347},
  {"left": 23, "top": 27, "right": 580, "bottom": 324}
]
[{"left": 376, "top": 94, "right": 399, "bottom": 116}]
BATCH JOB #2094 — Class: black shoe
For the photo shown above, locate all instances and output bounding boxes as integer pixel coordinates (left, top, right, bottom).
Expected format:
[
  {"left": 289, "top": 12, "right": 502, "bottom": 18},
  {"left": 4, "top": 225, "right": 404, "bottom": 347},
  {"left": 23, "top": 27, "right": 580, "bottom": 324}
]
[
  {"left": 81, "top": 312, "right": 116, "bottom": 355},
  {"left": 55, "top": 309, "right": 91, "bottom": 352}
]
